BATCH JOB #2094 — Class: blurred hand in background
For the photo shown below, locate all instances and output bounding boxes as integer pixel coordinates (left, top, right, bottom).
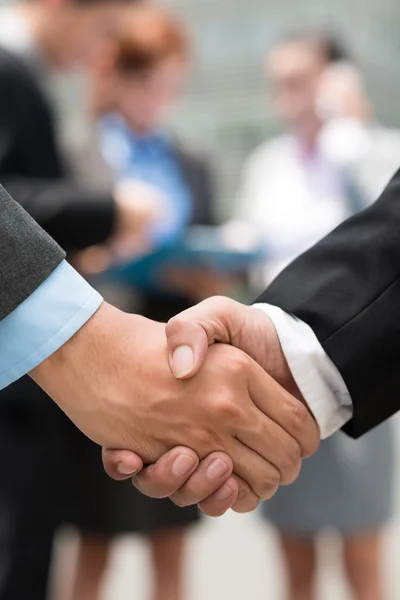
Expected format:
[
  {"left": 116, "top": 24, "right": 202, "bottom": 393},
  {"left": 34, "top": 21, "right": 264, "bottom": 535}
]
[
  {"left": 316, "top": 61, "right": 371, "bottom": 122},
  {"left": 164, "top": 267, "right": 242, "bottom": 301},
  {"left": 73, "top": 179, "right": 163, "bottom": 274},
  {"left": 112, "top": 179, "right": 164, "bottom": 257}
]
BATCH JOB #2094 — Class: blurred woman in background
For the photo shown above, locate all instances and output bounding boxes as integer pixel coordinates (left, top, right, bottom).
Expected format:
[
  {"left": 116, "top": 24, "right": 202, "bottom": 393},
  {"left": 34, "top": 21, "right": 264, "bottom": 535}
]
[
  {"left": 63, "top": 6, "right": 230, "bottom": 600},
  {"left": 71, "top": 3, "right": 226, "bottom": 305},
  {"left": 237, "top": 30, "right": 398, "bottom": 600}
]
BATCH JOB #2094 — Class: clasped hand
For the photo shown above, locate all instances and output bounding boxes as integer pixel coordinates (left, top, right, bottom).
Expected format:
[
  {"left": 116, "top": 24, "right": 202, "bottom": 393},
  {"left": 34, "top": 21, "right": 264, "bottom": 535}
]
[
  {"left": 101, "top": 297, "right": 320, "bottom": 516},
  {"left": 31, "top": 298, "right": 320, "bottom": 518}
]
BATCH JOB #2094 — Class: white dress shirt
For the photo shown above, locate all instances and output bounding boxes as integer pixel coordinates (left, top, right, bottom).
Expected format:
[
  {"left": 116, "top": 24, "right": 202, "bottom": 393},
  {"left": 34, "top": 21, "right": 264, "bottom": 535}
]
[{"left": 253, "top": 304, "right": 352, "bottom": 438}]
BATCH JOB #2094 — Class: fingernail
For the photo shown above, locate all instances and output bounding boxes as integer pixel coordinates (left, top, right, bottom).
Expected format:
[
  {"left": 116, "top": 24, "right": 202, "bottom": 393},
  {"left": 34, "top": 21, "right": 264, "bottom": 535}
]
[
  {"left": 215, "top": 482, "right": 235, "bottom": 501},
  {"left": 172, "top": 454, "right": 196, "bottom": 477},
  {"left": 207, "top": 459, "right": 229, "bottom": 480},
  {"left": 117, "top": 462, "right": 138, "bottom": 476},
  {"left": 171, "top": 346, "right": 194, "bottom": 378}
]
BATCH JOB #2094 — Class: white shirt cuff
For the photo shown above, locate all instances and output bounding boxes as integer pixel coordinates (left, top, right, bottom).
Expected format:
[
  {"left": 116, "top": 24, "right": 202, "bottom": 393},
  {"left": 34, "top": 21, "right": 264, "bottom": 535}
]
[{"left": 252, "top": 303, "right": 353, "bottom": 438}]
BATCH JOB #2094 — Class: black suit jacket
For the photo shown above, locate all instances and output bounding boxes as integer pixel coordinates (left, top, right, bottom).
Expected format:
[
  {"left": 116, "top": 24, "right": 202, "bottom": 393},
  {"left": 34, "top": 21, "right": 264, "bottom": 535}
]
[
  {"left": 140, "top": 141, "right": 215, "bottom": 323},
  {"left": 0, "top": 47, "right": 116, "bottom": 252},
  {"left": 256, "top": 167, "right": 400, "bottom": 438}
]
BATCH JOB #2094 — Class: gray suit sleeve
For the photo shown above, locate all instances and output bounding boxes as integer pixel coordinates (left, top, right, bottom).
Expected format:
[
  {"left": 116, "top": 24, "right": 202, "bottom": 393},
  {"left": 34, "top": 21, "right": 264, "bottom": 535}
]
[{"left": 0, "top": 185, "right": 65, "bottom": 321}]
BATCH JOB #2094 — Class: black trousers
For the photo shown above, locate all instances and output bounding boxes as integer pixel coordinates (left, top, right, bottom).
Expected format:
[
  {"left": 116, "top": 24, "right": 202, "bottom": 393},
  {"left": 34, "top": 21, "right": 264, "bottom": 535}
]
[{"left": 0, "top": 379, "right": 82, "bottom": 600}]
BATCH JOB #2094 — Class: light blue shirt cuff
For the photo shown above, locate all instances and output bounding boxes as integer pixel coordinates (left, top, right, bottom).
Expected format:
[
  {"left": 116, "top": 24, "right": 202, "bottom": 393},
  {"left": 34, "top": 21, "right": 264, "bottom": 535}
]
[{"left": 0, "top": 260, "right": 103, "bottom": 390}]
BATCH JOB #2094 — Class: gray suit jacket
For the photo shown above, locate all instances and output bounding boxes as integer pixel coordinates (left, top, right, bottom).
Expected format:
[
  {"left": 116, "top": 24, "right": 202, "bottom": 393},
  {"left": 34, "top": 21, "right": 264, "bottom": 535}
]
[{"left": 0, "top": 185, "right": 65, "bottom": 321}]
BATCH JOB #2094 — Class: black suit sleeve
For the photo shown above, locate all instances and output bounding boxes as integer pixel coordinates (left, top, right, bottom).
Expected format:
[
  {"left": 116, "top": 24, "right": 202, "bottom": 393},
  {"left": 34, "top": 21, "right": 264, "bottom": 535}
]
[
  {"left": 193, "top": 158, "right": 215, "bottom": 226},
  {"left": 174, "top": 144, "right": 216, "bottom": 227},
  {"left": 0, "top": 52, "right": 116, "bottom": 253},
  {"left": 0, "top": 185, "right": 65, "bottom": 321},
  {"left": 255, "top": 168, "right": 400, "bottom": 438},
  {"left": 2, "top": 178, "right": 117, "bottom": 253}
]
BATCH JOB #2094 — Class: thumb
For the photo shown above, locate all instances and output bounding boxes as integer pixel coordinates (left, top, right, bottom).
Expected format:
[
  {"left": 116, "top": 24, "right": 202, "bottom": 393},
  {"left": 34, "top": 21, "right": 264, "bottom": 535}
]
[
  {"left": 166, "top": 296, "right": 245, "bottom": 379},
  {"left": 102, "top": 448, "right": 144, "bottom": 480}
]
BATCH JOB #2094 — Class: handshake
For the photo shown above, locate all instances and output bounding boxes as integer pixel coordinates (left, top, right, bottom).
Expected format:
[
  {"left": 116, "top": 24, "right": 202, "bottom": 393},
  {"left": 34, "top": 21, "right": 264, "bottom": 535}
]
[{"left": 30, "top": 296, "right": 320, "bottom": 517}]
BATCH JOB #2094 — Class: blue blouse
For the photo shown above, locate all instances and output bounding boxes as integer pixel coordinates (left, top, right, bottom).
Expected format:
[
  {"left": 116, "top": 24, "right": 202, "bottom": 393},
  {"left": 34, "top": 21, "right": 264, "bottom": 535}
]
[{"left": 99, "top": 115, "right": 193, "bottom": 246}]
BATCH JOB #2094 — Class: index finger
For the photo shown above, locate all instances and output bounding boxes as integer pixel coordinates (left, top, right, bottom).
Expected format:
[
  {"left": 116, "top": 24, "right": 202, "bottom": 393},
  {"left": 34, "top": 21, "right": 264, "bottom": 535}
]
[{"left": 133, "top": 447, "right": 200, "bottom": 498}]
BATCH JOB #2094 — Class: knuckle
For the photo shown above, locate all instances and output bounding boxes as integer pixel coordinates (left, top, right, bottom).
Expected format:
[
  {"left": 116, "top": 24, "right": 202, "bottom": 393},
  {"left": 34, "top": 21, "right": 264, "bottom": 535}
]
[
  {"left": 311, "top": 434, "right": 321, "bottom": 454},
  {"left": 166, "top": 314, "right": 189, "bottom": 336},
  {"left": 207, "top": 295, "right": 233, "bottom": 311},
  {"left": 282, "top": 460, "right": 302, "bottom": 485},
  {"left": 203, "top": 428, "right": 225, "bottom": 452},
  {"left": 230, "top": 478, "right": 260, "bottom": 514},
  {"left": 303, "top": 430, "right": 321, "bottom": 457},
  {"left": 170, "top": 493, "right": 190, "bottom": 508},
  {"left": 233, "top": 493, "right": 260, "bottom": 514},
  {"left": 289, "top": 400, "right": 309, "bottom": 432},
  {"left": 192, "top": 427, "right": 224, "bottom": 456},
  {"left": 208, "top": 451, "right": 233, "bottom": 470},
  {"left": 286, "top": 438, "right": 302, "bottom": 468},
  {"left": 214, "top": 395, "right": 242, "bottom": 422},
  {"left": 172, "top": 477, "right": 215, "bottom": 508},
  {"left": 236, "top": 482, "right": 254, "bottom": 503},
  {"left": 280, "top": 442, "right": 303, "bottom": 485},
  {"left": 257, "top": 469, "right": 280, "bottom": 500},
  {"left": 131, "top": 476, "right": 161, "bottom": 499},
  {"left": 198, "top": 499, "right": 227, "bottom": 518},
  {"left": 172, "top": 477, "right": 212, "bottom": 507},
  {"left": 279, "top": 438, "right": 302, "bottom": 481},
  {"left": 228, "top": 350, "right": 251, "bottom": 376}
]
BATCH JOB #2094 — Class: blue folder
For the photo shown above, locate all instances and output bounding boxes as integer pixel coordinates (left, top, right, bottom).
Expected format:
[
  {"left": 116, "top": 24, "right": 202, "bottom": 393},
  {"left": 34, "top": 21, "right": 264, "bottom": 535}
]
[{"left": 102, "top": 225, "right": 268, "bottom": 294}]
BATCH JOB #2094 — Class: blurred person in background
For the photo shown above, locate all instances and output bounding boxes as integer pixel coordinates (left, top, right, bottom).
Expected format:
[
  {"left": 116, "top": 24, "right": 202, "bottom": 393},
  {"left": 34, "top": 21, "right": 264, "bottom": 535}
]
[
  {"left": 0, "top": 0, "right": 155, "bottom": 255},
  {"left": 61, "top": 5, "right": 232, "bottom": 600},
  {"left": 71, "top": 3, "right": 230, "bottom": 304},
  {"left": 237, "top": 30, "right": 399, "bottom": 600},
  {"left": 0, "top": 1, "right": 163, "bottom": 599}
]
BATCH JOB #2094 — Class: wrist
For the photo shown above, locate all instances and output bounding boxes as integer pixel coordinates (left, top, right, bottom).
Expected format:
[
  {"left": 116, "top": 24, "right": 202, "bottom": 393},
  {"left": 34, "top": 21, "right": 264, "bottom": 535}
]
[
  {"left": 269, "top": 333, "right": 305, "bottom": 404},
  {"left": 29, "top": 301, "right": 107, "bottom": 395},
  {"left": 250, "top": 305, "right": 305, "bottom": 406}
]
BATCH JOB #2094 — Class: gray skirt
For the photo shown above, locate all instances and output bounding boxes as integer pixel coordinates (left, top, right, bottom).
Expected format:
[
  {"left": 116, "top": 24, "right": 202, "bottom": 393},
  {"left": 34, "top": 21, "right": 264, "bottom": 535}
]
[{"left": 262, "top": 421, "right": 395, "bottom": 535}]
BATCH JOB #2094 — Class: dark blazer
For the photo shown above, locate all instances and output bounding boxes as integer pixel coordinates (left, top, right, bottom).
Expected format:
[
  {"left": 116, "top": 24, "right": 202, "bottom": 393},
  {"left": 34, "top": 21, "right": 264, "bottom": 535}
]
[
  {"left": 256, "top": 167, "right": 400, "bottom": 438},
  {"left": 173, "top": 143, "right": 214, "bottom": 227},
  {"left": 0, "top": 185, "right": 64, "bottom": 321},
  {"left": 139, "top": 141, "right": 215, "bottom": 323},
  {"left": 0, "top": 46, "right": 116, "bottom": 253}
]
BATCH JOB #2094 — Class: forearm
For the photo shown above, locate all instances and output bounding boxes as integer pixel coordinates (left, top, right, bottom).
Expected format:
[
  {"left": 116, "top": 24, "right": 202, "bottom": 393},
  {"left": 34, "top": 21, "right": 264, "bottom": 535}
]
[
  {"left": 3, "top": 178, "right": 117, "bottom": 252},
  {"left": 0, "top": 186, "right": 103, "bottom": 388}
]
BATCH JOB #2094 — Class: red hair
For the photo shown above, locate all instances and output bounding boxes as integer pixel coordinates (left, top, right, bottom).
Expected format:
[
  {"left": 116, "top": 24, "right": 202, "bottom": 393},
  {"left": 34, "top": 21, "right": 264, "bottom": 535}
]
[{"left": 113, "top": 4, "right": 189, "bottom": 74}]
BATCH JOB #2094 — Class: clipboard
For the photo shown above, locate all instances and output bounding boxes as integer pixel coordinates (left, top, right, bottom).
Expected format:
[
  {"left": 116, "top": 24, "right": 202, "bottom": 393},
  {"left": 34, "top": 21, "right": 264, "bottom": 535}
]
[{"left": 102, "top": 223, "right": 268, "bottom": 294}]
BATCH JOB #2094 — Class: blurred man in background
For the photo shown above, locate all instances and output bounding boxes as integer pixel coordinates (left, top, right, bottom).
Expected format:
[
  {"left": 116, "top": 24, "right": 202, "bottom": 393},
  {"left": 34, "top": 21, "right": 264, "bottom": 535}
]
[
  {"left": 0, "top": 0, "right": 156, "bottom": 254},
  {"left": 0, "top": 1, "right": 160, "bottom": 598},
  {"left": 236, "top": 30, "right": 400, "bottom": 600}
]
